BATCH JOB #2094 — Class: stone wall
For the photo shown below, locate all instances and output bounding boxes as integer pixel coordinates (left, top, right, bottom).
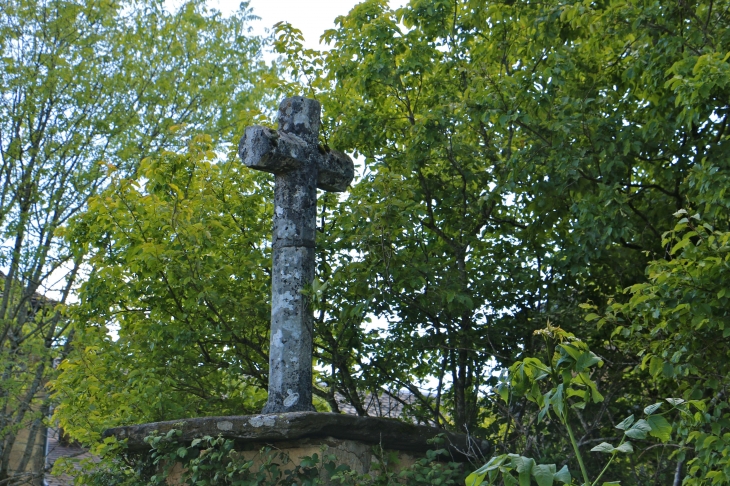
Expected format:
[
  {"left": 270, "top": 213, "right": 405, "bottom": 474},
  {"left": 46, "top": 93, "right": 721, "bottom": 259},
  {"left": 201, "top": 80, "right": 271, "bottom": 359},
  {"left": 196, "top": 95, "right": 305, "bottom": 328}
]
[
  {"left": 164, "top": 437, "right": 421, "bottom": 485},
  {"left": 6, "top": 423, "right": 46, "bottom": 486}
]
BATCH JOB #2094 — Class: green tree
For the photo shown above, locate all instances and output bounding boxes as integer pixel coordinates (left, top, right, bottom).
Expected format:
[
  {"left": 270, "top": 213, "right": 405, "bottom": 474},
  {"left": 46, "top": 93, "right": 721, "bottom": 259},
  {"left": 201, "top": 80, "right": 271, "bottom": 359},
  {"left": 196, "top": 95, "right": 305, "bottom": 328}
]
[
  {"left": 273, "top": 0, "right": 730, "bottom": 481},
  {"left": 0, "top": 0, "right": 269, "bottom": 482},
  {"left": 602, "top": 213, "right": 730, "bottom": 482},
  {"left": 53, "top": 136, "right": 274, "bottom": 445}
]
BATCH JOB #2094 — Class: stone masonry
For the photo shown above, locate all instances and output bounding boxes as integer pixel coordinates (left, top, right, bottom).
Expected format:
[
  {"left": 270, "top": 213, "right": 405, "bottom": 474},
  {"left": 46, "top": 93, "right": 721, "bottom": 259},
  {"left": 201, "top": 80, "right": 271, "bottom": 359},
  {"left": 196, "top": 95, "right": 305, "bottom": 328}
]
[{"left": 238, "top": 97, "right": 354, "bottom": 414}]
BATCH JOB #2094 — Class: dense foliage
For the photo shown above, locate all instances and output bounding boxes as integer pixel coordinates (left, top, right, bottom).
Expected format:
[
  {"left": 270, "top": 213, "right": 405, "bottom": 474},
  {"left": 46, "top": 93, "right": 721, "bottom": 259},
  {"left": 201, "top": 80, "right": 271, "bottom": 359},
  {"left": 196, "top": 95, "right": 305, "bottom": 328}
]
[
  {"left": 468, "top": 325, "right": 695, "bottom": 486},
  {"left": 301, "top": 0, "right": 729, "bottom": 482},
  {"left": 603, "top": 215, "right": 730, "bottom": 483},
  {"left": 0, "top": 0, "right": 270, "bottom": 482},
  {"left": 43, "top": 0, "right": 730, "bottom": 484},
  {"left": 53, "top": 138, "right": 273, "bottom": 445}
]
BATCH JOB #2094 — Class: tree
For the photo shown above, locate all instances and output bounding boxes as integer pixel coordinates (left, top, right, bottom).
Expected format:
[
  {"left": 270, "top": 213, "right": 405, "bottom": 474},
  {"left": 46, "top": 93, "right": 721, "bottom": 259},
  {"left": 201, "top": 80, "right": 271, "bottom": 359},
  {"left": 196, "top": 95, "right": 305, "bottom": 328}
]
[
  {"left": 0, "top": 0, "right": 269, "bottom": 482},
  {"left": 274, "top": 0, "right": 730, "bottom": 480},
  {"left": 53, "top": 137, "right": 274, "bottom": 444},
  {"left": 602, "top": 213, "right": 730, "bottom": 483}
]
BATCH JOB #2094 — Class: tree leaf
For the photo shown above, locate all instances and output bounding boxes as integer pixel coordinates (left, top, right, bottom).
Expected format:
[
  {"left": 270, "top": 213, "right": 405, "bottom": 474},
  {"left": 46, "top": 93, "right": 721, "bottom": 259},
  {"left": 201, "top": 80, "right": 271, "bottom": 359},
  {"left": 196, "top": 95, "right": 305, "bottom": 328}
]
[
  {"left": 649, "top": 357, "right": 663, "bottom": 377},
  {"left": 646, "top": 415, "right": 673, "bottom": 442},
  {"left": 531, "top": 464, "right": 556, "bottom": 486},
  {"left": 591, "top": 442, "right": 616, "bottom": 453},
  {"left": 644, "top": 402, "right": 663, "bottom": 415},
  {"left": 591, "top": 387, "right": 605, "bottom": 403},
  {"left": 551, "top": 384, "right": 565, "bottom": 418},
  {"left": 576, "top": 352, "right": 602, "bottom": 371},
  {"left": 615, "top": 442, "right": 634, "bottom": 453},
  {"left": 615, "top": 414, "right": 635, "bottom": 430},
  {"left": 625, "top": 419, "right": 651, "bottom": 439},
  {"left": 512, "top": 455, "right": 535, "bottom": 486},
  {"left": 503, "top": 473, "right": 519, "bottom": 486},
  {"left": 554, "top": 465, "right": 571, "bottom": 484},
  {"left": 465, "top": 472, "right": 485, "bottom": 486}
]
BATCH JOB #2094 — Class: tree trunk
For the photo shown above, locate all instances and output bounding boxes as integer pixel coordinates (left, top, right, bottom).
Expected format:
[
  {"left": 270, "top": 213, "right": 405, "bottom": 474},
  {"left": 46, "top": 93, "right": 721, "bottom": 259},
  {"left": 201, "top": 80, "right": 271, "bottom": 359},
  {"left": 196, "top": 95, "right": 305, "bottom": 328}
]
[{"left": 16, "top": 399, "right": 50, "bottom": 478}]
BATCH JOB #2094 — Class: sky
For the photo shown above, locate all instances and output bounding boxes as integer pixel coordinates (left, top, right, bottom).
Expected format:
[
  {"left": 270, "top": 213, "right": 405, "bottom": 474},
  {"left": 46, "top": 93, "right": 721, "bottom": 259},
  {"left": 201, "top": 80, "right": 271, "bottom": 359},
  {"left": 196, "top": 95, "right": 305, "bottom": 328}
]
[{"left": 214, "top": 0, "right": 408, "bottom": 51}]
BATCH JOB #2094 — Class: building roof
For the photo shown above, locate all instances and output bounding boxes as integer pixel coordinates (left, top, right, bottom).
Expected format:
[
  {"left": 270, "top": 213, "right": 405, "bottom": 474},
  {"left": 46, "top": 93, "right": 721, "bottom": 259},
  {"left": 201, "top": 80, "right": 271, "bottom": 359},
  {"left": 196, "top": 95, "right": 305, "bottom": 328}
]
[
  {"left": 335, "top": 390, "right": 424, "bottom": 421},
  {"left": 44, "top": 428, "right": 94, "bottom": 486}
]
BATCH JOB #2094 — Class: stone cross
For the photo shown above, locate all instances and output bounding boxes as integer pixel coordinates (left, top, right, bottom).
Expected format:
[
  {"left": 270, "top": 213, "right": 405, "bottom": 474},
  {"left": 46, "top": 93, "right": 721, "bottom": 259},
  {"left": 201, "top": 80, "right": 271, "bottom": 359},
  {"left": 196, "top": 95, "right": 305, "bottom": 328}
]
[{"left": 239, "top": 97, "right": 354, "bottom": 414}]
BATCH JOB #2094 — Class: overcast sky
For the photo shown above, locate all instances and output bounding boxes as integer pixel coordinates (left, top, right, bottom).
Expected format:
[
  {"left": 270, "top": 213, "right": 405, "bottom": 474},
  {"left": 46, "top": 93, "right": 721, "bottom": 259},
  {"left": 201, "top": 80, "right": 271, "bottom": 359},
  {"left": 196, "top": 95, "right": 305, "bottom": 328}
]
[{"left": 215, "top": 0, "right": 408, "bottom": 51}]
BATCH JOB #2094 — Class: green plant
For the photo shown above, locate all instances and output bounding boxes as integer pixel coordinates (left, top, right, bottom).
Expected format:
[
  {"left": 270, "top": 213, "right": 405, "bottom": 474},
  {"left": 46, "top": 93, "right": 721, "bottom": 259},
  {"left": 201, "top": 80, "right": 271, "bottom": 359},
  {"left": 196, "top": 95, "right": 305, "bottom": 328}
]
[
  {"left": 330, "top": 437, "right": 465, "bottom": 486},
  {"left": 600, "top": 211, "right": 730, "bottom": 483},
  {"left": 466, "top": 325, "right": 688, "bottom": 486},
  {"left": 146, "top": 431, "right": 338, "bottom": 485}
]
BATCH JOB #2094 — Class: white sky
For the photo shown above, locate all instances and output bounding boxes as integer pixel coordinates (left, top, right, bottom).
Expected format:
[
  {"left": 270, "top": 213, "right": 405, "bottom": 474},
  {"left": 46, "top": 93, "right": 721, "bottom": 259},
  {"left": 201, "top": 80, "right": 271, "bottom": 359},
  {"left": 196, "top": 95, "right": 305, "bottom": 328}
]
[{"left": 214, "top": 0, "right": 408, "bottom": 51}]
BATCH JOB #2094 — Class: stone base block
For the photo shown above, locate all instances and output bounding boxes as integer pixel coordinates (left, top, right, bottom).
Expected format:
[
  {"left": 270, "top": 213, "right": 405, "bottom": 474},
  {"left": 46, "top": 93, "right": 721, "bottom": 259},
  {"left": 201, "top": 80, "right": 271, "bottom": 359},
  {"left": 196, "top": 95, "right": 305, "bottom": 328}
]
[
  {"left": 237, "top": 436, "right": 416, "bottom": 475},
  {"left": 105, "top": 412, "right": 488, "bottom": 456},
  {"left": 105, "top": 412, "right": 490, "bottom": 484},
  {"left": 164, "top": 436, "right": 420, "bottom": 485}
]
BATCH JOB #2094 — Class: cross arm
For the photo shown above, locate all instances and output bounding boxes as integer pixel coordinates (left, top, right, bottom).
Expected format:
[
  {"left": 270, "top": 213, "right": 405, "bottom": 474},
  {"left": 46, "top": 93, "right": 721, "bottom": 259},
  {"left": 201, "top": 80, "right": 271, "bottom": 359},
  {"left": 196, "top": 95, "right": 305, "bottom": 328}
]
[
  {"left": 238, "top": 125, "right": 309, "bottom": 174},
  {"left": 240, "top": 125, "right": 355, "bottom": 192},
  {"left": 316, "top": 149, "right": 355, "bottom": 192}
]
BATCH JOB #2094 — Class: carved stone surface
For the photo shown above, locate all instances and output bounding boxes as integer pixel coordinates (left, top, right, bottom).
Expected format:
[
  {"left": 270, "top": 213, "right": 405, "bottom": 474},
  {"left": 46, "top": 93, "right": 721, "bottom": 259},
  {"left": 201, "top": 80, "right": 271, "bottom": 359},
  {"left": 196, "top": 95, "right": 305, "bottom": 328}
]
[
  {"left": 104, "top": 412, "right": 490, "bottom": 459},
  {"left": 238, "top": 97, "right": 354, "bottom": 414}
]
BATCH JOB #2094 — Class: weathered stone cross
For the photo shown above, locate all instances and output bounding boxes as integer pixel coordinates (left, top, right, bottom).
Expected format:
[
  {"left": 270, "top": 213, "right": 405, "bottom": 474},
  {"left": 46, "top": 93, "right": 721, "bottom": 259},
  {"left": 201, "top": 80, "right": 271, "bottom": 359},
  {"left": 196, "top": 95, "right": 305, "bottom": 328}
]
[{"left": 239, "top": 97, "right": 354, "bottom": 414}]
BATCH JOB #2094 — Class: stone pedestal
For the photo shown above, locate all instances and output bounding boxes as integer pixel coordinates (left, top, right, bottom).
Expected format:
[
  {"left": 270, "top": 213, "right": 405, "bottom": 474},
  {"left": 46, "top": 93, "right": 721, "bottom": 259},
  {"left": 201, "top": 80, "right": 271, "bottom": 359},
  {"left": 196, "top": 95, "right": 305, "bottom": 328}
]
[
  {"left": 212, "top": 436, "right": 417, "bottom": 478},
  {"left": 105, "top": 412, "right": 490, "bottom": 484}
]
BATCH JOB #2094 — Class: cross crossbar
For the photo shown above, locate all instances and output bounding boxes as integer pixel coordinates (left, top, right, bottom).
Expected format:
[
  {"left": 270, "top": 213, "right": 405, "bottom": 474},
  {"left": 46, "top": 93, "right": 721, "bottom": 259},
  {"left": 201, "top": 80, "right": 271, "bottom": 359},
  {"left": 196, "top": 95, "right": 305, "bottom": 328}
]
[{"left": 240, "top": 125, "right": 354, "bottom": 192}]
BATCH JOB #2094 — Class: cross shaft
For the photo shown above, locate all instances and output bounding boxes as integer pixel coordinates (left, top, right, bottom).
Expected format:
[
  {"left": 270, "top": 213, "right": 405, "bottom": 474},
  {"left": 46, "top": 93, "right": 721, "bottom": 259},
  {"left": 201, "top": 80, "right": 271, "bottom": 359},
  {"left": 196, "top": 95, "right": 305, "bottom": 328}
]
[{"left": 239, "top": 97, "right": 354, "bottom": 413}]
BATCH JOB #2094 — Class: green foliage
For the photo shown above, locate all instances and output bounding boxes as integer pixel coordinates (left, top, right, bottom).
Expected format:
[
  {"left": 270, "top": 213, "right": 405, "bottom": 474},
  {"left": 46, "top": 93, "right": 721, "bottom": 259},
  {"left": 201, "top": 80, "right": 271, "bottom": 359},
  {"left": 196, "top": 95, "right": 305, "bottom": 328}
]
[
  {"left": 466, "top": 454, "right": 571, "bottom": 486},
  {"left": 262, "top": 0, "right": 730, "bottom": 441},
  {"left": 50, "top": 0, "right": 730, "bottom": 484},
  {"left": 469, "top": 326, "right": 686, "bottom": 486},
  {"left": 146, "top": 432, "right": 325, "bottom": 486},
  {"left": 53, "top": 137, "right": 273, "bottom": 446},
  {"left": 602, "top": 211, "right": 730, "bottom": 483},
  {"left": 509, "top": 326, "right": 606, "bottom": 421},
  {"left": 333, "top": 444, "right": 465, "bottom": 486},
  {"left": 264, "top": 2, "right": 730, "bottom": 482},
  {"left": 0, "top": 0, "right": 270, "bottom": 480}
]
